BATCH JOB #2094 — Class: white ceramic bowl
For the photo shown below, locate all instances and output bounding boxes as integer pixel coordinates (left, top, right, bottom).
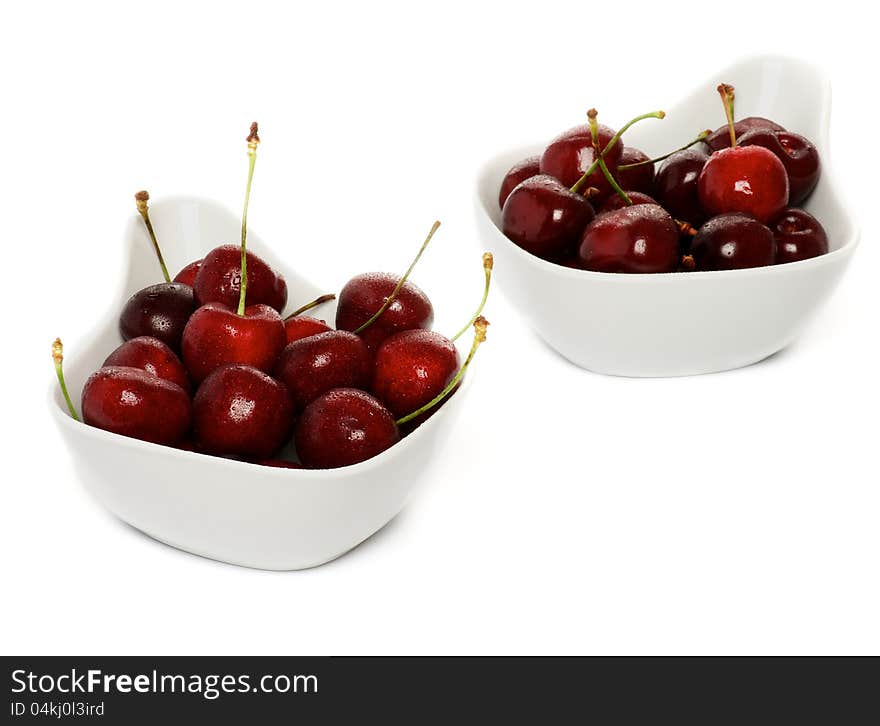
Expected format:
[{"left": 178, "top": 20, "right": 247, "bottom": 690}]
[
  {"left": 49, "top": 197, "right": 471, "bottom": 570},
  {"left": 476, "top": 55, "right": 859, "bottom": 377}
]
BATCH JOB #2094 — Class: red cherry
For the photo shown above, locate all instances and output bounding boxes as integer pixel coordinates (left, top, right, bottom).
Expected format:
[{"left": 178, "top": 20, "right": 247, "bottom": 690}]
[
  {"left": 540, "top": 122, "right": 623, "bottom": 196},
  {"left": 181, "top": 303, "right": 286, "bottom": 383},
  {"left": 193, "top": 364, "right": 293, "bottom": 458},
  {"left": 174, "top": 259, "right": 202, "bottom": 286},
  {"left": 501, "top": 175, "right": 595, "bottom": 260},
  {"left": 284, "top": 316, "right": 333, "bottom": 344},
  {"left": 655, "top": 149, "right": 710, "bottom": 226},
  {"left": 706, "top": 116, "right": 785, "bottom": 152},
  {"left": 579, "top": 204, "right": 679, "bottom": 273},
  {"left": 295, "top": 388, "right": 400, "bottom": 469},
  {"left": 193, "top": 244, "right": 287, "bottom": 312},
  {"left": 737, "top": 128, "right": 821, "bottom": 205},
  {"left": 691, "top": 213, "right": 775, "bottom": 270},
  {"left": 119, "top": 282, "right": 197, "bottom": 352},
  {"left": 597, "top": 191, "right": 657, "bottom": 214},
  {"left": 81, "top": 366, "right": 192, "bottom": 445},
  {"left": 698, "top": 145, "right": 789, "bottom": 223},
  {"left": 769, "top": 208, "right": 828, "bottom": 264},
  {"left": 616, "top": 147, "right": 655, "bottom": 195},
  {"left": 275, "top": 330, "right": 372, "bottom": 411},
  {"left": 498, "top": 156, "right": 541, "bottom": 208},
  {"left": 103, "top": 336, "right": 191, "bottom": 393}
]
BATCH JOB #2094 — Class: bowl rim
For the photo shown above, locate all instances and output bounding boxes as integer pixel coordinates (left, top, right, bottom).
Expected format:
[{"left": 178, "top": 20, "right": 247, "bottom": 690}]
[
  {"left": 476, "top": 53, "right": 860, "bottom": 283},
  {"left": 48, "top": 194, "right": 474, "bottom": 479}
]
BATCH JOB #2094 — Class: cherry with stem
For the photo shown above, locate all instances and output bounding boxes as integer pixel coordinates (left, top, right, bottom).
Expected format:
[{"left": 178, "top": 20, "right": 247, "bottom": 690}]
[
  {"left": 353, "top": 220, "right": 440, "bottom": 335},
  {"left": 617, "top": 130, "right": 711, "bottom": 170},
  {"left": 52, "top": 338, "right": 79, "bottom": 420},
  {"left": 135, "top": 191, "right": 171, "bottom": 282},
  {"left": 395, "top": 316, "right": 489, "bottom": 426},
  {"left": 284, "top": 293, "right": 337, "bottom": 321},
  {"left": 450, "top": 253, "right": 493, "bottom": 342}
]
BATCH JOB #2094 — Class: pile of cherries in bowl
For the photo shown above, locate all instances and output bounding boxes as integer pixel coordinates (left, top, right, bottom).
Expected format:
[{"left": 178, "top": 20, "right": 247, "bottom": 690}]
[
  {"left": 499, "top": 83, "right": 828, "bottom": 273},
  {"left": 53, "top": 124, "right": 492, "bottom": 470}
]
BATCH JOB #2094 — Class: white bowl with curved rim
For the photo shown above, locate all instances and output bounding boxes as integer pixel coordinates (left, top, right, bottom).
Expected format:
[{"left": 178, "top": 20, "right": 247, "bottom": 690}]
[
  {"left": 49, "top": 196, "right": 471, "bottom": 570},
  {"left": 476, "top": 55, "right": 858, "bottom": 377}
]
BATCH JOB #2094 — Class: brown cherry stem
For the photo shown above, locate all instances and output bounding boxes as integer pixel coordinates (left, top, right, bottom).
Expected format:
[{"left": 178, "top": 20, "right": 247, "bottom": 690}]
[
  {"left": 134, "top": 191, "right": 171, "bottom": 282},
  {"left": 588, "top": 109, "right": 631, "bottom": 205},
  {"left": 450, "top": 252, "right": 493, "bottom": 342},
  {"left": 284, "top": 293, "right": 337, "bottom": 321},
  {"left": 396, "top": 316, "right": 489, "bottom": 426},
  {"left": 718, "top": 84, "right": 737, "bottom": 148},
  {"left": 237, "top": 122, "right": 260, "bottom": 316},
  {"left": 618, "top": 130, "right": 712, "bottom": 169},
  {"left": 354, "top": 220, "right": 441, "bottom": 335},
  {"left": 52, "top": 338, "right": 79, "bottom": 420}
]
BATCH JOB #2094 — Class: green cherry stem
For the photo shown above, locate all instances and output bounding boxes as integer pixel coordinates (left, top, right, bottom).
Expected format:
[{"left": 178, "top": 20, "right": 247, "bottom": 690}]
[
  {"left": 284, "top": 293, "right": 337, "bottom": 321},
  {"left": 237, "top": 122, "right": 260, "bottom": 316},
  {"left": 396, "top": 316, "right": 489, "bottom": 426},
  {"left": 588, "top": 109, "right": 631, "bottom": 205},
  {"left": 134, "top": 191, "right": 170, "bottom": 282},
  {"left": 354, "top": 220, "right": 441, "bottom": 335},
  {"left": 617, "top": 130, "right": 712, "bottom": 169},
  {"left": 718, "top": 83, "right": 737, "bottom": 148},
  {"left": 450, "top": 252, "right": 493, "bottom": 342},
  {"left": 570, "top": 110, "right": 665, "bottom": 194},
  {"left": 52, "top": 338, "right": 79, "bottom": 421}
]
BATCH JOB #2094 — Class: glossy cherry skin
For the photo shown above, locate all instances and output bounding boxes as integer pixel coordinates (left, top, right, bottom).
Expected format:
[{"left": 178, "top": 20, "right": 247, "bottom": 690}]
[
  {"left": 173, "top": 259, "right": 202, "bottom": 287},
  {"left": 284, "top": 315, "right": 333, "bottom": 344},
  {"left": 181, "top": 303, "right": 286, "bottom": 383},
  {"left": 372, "top": 329, "right": 460, "bottom": 420},
  {"left": 501, "top": 175, "right": 595, "bottom": 261},
  {"left": 103, "top": 336, "right": 191, "bottom": 393},
  {"left": 706, "top": 116, "right": 785, "bottom": 152},
  {"left": 737, "top": 129, "right": 820, "bottom": 205},
  {"left": 770, "top": 208, "right": 828, "bottom": 264},
  {"left": 336, "top": 273, "right": 434, "bottom": 352},
  {"left": 578, "top": 204, "right": 679, "bottom": 274},
  {"left": 193, "top": 364, "right": 293, "bottom": 458},
  {"left": 275, "top": 330, "right": 372, "bottom": 411},
  {"left": 119, "top": 282, "right": 197, "bottom": 352},
  {"left": 499, "top": 156, "right": 541, "bottom": 208},
  {"left": 597, "top": 191, "right": 657, "bottom": 214},
  {"left": 616, "top": 147, "right": 655, "bottom": 196},
  {"left": 698, "top": 146, "right": 789, "bottom": 223},
  {"left": 295, "top": 388, "right": 400, "bottom": 469},
  {"left": 82, "top": 366, "right": 192, "bottom": 445},
  {"left": 691, "top": 213, "right": 775, "bottom": 271},
  {"left": 193, "top": 245, "right": 287, "bottom": 312},
  {"left": 655, "top": 149, "right": 710, "bottom": 226},
  {"left": 540, "top": 123, "right": 623, "bottom": 196}
]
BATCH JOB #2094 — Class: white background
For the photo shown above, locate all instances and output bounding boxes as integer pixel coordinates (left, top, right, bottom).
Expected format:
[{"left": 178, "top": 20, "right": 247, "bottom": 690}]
[{"left": 2, "top": 0, "right": 877, "bottom": 655}]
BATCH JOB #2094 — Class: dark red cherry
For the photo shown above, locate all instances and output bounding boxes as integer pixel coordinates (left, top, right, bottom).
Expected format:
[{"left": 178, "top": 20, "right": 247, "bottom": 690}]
[
  {"left": 82, "top": 366, "right": 191, "bottom": 445},
  {"left": 275, "top": 330, "right": 372, "bottom": 411},
  {"left": 769, "top": 207, "right": 828, "bottom": 264},
  {"left": 578, "top": 204, "right": 679, "bottom": 273},
  {"left": 540, "top": 122, "right": 623, "bottom": 196},
  {"left": 119, "top": 282, "right": 197, "bottom": 351},
  {"left": 193, "top": 244, "right": 287, "bottom": 312},
  {"left": 193, "top": 364, "right": 293, "bottom": 458},
  {"left": 706, "top": 116, "right": 785, "bottom": 152},
  {"left": 174, "top": 259, "right": 202, "bottom": 287},
  {"left": 501, "top": 175, "right": 595, "bottom": 260},
  {"left": 737, "top": 129, "right": 820, "bottom": 205},
  {"left": 691, "top": 213, "right": 775, "bottom": 270},
  {"left": 616, "top": 147, "right": 655, "bottom": 196},
  {"left": 698, "top": 145, "right": 789, "bottom": 223},
  {"left": 103, "top": 336, "right": 191, "bottom": 393},
  {"left": 336, "top": 272, "right": 434, "bottom": 352},
  {"left": 372, "top": 329, "right": 460, "bottom": 420},
  {"left": 655, "top": 149, "right": 710, "bottom": 226},
  {"left": 181, "top": 303, "right": 286, "bottom": 383},
  {"left": 597, "top": 191, "right": 657, "bottom": 214},
  {"left": 499, "top": 155, "right": 541, "bottom": 208},
  {"left": 284, "top": 316, "right": 333, "bottom": 344},
  {"left": 295, "top": 388, "right": 400, "bottom": 469}
]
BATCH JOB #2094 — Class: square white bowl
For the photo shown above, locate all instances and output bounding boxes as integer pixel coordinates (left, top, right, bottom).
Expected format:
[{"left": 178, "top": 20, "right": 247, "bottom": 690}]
[
  {"left": 475, "top": 55, "right": 859, "bottom": 377},
  {"left": 49, "top": 197, "right": 471, "bottom": 570}
]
